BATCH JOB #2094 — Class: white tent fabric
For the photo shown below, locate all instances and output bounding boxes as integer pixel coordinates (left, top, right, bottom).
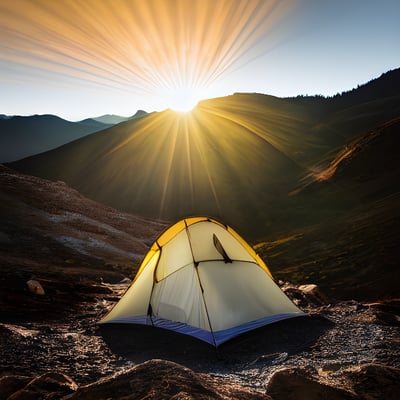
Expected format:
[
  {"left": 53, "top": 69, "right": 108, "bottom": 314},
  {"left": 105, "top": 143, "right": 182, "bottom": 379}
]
[{"left": 100, "top": 217, "right": 304, "bottom": 346}]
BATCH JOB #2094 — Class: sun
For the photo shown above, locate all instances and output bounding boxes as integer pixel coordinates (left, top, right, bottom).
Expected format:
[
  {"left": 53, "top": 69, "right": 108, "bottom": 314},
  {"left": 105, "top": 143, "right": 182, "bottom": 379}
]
[{"left": 167, "top": 87, "right": 201, "bottom": 112}]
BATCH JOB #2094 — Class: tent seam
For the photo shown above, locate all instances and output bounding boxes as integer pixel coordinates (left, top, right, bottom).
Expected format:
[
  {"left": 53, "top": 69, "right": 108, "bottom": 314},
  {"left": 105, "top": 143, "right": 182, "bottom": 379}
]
[{"left": 185, "top": 222, "right": 218, "bottom": 347}]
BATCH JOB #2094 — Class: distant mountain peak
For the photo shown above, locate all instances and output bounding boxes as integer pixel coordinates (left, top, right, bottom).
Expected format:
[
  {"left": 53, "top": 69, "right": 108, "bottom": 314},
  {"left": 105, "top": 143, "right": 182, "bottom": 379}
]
[
  {"left": 132, "top": 109, "right": 147, "bottom": 119},
  {"left": 92, "top": 111, "right": 148, "bottom": 125},
  {"left": 0, "top": 115, "right": 113, "bottom": 163}
]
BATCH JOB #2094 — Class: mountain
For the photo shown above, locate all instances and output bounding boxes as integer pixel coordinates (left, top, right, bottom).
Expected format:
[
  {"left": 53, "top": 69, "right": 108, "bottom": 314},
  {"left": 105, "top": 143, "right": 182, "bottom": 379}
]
[
  {"left": 131, "top": 109, "right": 149, "bottom": 119},
  {"left": 92, "top": 110, "right": 148, "bottom": 125},
  {"left": 331, "top": 68, "right": 400, "bottom": 105},
  {"left": 256, "top": 117, "right": 400, "bottom": 300},
  {"left": 286, "top": 68, "right": 400, "bottom": 107},
  {"left": 0, "top": 114, "right": 111, "bottom": 163},
  {"left": 295, "top": 117, "right": 400, "bottom": 198},
  {"left": 283, "top": 68, "right": 400, "bottom": 157},
  {"left": 8, "top": 102, "right": 305, "bottom": 238},
  {"left": 0, "top": 163, "right": 167, "bottom": 319},
  {"left": 92, "top": 114, "right": 131, "bottom": 125},
  {"left": 77, "top": 118, "right": 113, "bottom": 129},
  {"left": 8, "top": 69, "right": 400, "bottom": 239}
]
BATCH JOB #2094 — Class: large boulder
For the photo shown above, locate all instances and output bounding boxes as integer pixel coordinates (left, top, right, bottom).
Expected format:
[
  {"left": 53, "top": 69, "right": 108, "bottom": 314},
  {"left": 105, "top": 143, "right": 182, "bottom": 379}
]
[
  {"left": 282, "top": 283, "right": 329, "bottom": 308},
  {"left": 266, "top": 363, "right": 400, "bottom": 400},
  {"left": 350, "top": 300, "right": 400, "bottom": 327},
  {"left": 0, "top": 375, "right": 31, "bottom": 400},
  {"left": 341, "top": 363, "right": 400, "bottom": 400},
  {"left": 65, "top": 359, "right": 270, "bottom": 400},
  {"left": 266, "top": 367, "right": 357, "bottom": 400},
  {"left": 4, "top": 372, "right": 77, "bottom": 400}
]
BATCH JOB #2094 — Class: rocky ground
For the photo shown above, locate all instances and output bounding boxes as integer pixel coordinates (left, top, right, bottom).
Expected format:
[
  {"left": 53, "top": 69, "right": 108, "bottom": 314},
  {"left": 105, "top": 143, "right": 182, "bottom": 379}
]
[
  {"left": 0, "top": 280, "right": 399, "bottom": 399},
  {"left": 1, "top": 165, "right": 399, "bottom": 399}
]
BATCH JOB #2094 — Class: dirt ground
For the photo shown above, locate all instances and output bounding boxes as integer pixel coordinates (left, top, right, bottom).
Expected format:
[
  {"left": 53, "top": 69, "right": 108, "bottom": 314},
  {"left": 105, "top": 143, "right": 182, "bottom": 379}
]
[
  {"left": 1, "top": 280, "right": 399, "bottom": 394},
  {"left": 1, "top": 165, "right": 399, "bottom": 398}
]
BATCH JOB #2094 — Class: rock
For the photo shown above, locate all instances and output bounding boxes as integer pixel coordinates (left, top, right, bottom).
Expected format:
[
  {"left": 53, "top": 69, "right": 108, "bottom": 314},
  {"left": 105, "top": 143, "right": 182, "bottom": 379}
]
[
  {"left": 0, "top": 375, "right": 31, "bottom": 400},
  {"left": 373, "top": 310, "right": 400, "bottom": 326},
  {"left": 248, "top": 352, "right": 288, "bottom": 367},
  {"left": 266, "top": 367, "right": 357, "bottom": 400},
  {"left": 118, "top": 277, "right": 131, "bottom": 284},
  {"left": 26, "top": 280, "right": 45, "bottom": 296},
  {"left": 298, "top": 284, "right": 329, "bottom": 305},
  {"left": 6, "top": 389, "right": 40, "bottom": 400},
  {"left": 6, "top": 372, "right": 77, "bottom": 400},
  {"left": 317, "top": 362, "right": 352, "bottom": 377},
  {"left": 342, "top": 363, "right": 400, "bottom": 400},
  {"left": 27, "top": 372, "right": 77, "bottom": 392},
  {"left": 66, "top": 359, "right": 270, "bottom": 400},
  {"left": 350, "top": 300, "right": 400, "bottom": 326},
  {"left": 282, "top": 283, "right": 329, "bottom": 308},
  {"left": 350, "top": 308, "right": 400, "bottom": 326}
]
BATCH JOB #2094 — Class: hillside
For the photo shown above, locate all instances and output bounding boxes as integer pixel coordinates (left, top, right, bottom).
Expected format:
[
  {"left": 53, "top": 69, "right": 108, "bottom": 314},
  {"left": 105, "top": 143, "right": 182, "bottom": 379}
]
[
  {"left": 8, "top": 69, "right": 400, "bottom": 239},
  {"left": 0, "top": 164, "right": 167, "bottom": 320},
  {"left": 284, "top": 68, "right": 400, "bottom": 155},
  {"left": 8, "top": 103, "right": 306, "bottom": 238},
  {"left": 0, "top": 114, "right": 112, "bottom": 163},
  {"left": 256, "top": 118, "right": 400, "bottom": 300}
]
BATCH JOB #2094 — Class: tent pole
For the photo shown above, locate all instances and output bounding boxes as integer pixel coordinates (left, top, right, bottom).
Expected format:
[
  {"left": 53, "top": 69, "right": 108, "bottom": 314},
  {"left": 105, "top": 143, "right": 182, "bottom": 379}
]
[
  {"left": 194, "top": 264, "right": 218, "bottom": 348},
  {"left": 147, "top": 242, "right": 162, "bottom": 328}
]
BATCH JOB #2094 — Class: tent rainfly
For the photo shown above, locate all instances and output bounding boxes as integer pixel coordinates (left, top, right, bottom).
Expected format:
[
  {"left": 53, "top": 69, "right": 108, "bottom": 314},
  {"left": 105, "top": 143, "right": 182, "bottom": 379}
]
[{"left": 100, "top": 217, "right": 305, "bottom": 346}]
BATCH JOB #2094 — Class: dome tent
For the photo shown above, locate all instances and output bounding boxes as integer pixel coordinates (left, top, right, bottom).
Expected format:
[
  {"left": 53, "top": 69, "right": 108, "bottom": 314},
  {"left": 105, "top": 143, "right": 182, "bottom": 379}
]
[{"left": 100, "top": 217, "right": 304, "bottom": 346}]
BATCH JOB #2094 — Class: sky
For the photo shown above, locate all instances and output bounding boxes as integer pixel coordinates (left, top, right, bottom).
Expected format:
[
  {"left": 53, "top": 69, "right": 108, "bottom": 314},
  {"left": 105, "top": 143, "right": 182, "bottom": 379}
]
[{"left": 0, "top": 0, "right": 399, "bottom": 120}]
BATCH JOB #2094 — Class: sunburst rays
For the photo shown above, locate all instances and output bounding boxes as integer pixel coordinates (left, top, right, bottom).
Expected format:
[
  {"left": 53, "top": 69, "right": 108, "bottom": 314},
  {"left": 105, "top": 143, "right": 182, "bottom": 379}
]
[
  {"left": 0, "top": 0, "right": 300, "bottom": 222},
  {"left": 0, "top": 0, "right": 291, "bottom": 109},
  {"left": 84, "top": 96, "right": 302, "bottom": 220}
]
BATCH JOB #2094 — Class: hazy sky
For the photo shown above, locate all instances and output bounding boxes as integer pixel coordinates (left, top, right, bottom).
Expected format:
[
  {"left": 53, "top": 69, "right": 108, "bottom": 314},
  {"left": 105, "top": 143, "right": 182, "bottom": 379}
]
[{"left": 0, "top": 0, "right": 399, "bottom": 120}]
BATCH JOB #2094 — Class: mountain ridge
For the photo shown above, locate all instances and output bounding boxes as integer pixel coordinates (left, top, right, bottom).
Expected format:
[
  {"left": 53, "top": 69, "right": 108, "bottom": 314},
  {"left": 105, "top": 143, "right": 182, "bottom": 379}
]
[
  {"left": 91, "top": 110, "right": 148, "bottom": 124},
  {"left": 0, "top": 114, "right": 112, "bottom": 163},
  {"left": 7, "top": 69, "right": 400, "bottom": 238}
]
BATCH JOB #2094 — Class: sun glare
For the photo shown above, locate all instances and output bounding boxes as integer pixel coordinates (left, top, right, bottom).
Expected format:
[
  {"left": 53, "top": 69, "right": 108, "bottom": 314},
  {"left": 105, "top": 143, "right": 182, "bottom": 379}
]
[
  {"left": 0, "top": 0, "right": 291, "bottom": 113},
  {"left": 167, "top": 87, "right": 201, "bottom": 112}
]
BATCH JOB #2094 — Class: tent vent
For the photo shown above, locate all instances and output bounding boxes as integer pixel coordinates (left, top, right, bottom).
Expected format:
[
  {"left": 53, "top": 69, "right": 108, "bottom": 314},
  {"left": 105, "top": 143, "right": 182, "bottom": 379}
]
[{"left": 213, "top": 233, "right": 232, "bottom": 263}]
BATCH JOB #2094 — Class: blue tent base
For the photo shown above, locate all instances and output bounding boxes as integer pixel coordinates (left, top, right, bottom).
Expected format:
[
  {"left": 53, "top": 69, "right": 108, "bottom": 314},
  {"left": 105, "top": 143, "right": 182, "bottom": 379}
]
[{"left": 100, "top": 312, "right": 306, "bottom": 347}]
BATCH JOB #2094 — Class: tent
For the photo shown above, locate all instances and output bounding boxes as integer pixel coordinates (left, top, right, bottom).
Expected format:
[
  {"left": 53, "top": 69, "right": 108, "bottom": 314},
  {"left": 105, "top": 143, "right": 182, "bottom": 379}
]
[{"left": 100, "top": 217, "right": 304, "bottom": 346}]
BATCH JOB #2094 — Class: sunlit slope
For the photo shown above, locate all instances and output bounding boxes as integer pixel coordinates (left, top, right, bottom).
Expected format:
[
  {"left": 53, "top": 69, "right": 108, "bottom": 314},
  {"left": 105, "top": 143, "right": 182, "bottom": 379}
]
[
  {"left": 10, "top": 96, "right": 310, "bottom": 235},
  {"left": 200, "top": 84, "right": 400, "bottom": 167},
  {"left": 9, "top": 70, "right": 400, "bottom": 238},
  {"left": 198, "top": 94, "right": 327, "bottom": 166}
]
